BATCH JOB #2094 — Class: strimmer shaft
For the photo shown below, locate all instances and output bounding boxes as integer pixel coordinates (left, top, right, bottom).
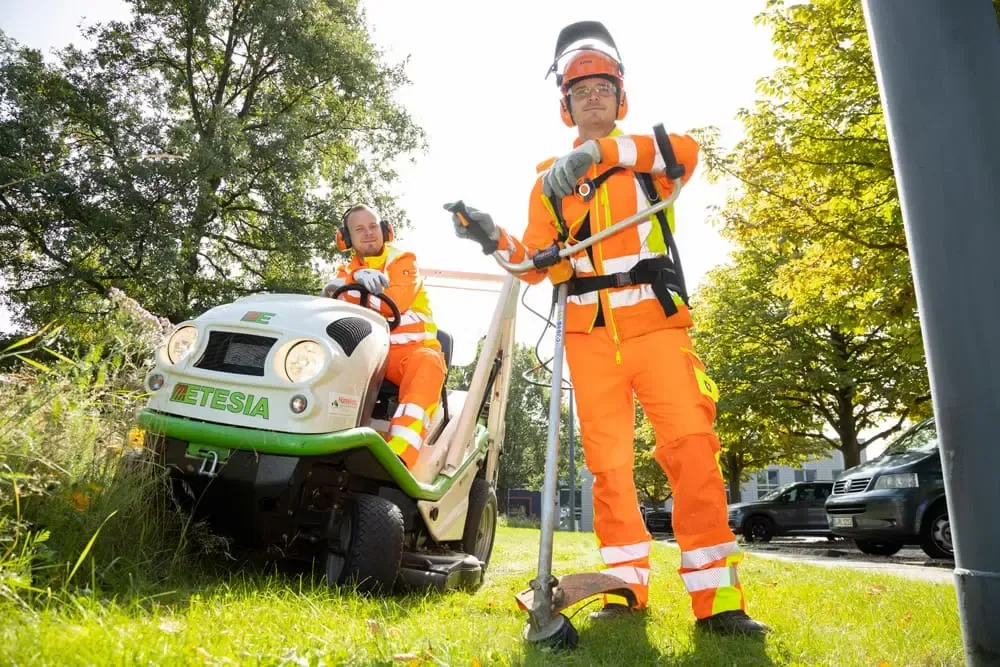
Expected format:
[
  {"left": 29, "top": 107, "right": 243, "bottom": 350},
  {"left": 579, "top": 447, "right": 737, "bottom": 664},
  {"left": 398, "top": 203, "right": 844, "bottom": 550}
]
[{"left": 529, "top": 281, "right": 569, "bottom": 626}]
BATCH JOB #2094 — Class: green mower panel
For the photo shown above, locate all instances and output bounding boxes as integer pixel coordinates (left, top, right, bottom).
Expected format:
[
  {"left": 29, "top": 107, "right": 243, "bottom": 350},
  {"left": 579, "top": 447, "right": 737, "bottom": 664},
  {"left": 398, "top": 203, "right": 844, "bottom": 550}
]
[{"left": 136, "top": 408, "right": 490, "bottom": 501}]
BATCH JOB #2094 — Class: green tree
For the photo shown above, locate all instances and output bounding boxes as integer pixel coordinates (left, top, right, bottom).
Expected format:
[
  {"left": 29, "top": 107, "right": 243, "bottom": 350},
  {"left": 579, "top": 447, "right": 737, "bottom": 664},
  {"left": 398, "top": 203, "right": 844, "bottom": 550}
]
[
  {"left": 0, "top": 0, "right": 424, "bottom": 329},
  {"left": 448, "top": 341, "right": 563, "bottom": 507},
  {"left": 692, "top": 243, "right": 929, "bottom": 472},
  {"left": 632, "top": 409, "right": 671, "bottom": 508},
  {"left": 696, "top": 0, "right": 999, "bottom": 334},
  {"left": 684, "top": 0, "right": 962, "bottom": 471}
]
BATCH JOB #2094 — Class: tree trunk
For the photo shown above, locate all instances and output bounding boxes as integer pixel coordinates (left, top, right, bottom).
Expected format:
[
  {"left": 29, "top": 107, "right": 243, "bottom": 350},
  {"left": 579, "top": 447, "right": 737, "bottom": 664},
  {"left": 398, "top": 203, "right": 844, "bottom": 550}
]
[
  {"left": 723, "top": 453, "right": 744, "bottom": 503},
  {"left": 836, "top": 389, "right": 861, "bottom": 469},
  {"left": 831, "top": 327, "right": 862, "bottom": 469}
]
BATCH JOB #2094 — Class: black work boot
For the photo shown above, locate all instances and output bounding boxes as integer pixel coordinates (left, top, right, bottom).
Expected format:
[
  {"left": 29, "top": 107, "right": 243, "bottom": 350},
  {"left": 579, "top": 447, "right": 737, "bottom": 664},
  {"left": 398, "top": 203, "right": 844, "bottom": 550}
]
[
  {"left": 695, "top": 610, "right": 771, "bottom": 638},
  {"left": 588, "top": 603, "right": 634, "bottom": 621}
]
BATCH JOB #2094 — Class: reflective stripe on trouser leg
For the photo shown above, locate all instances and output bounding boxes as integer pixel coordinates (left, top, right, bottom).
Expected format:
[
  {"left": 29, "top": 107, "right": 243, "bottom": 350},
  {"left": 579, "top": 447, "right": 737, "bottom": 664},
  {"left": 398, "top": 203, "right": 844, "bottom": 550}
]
[
  {"left": 383, "top": 344, "right": 447, "bottom": 470},
  {"left": 623, "top": 329, "right": 745, "bottom": 619},
  {"left": 654, "top": 432, "right": 746, "bottom": 619},
  {"left": 592, "top": 465, "right": 654, "bottom": 609},
  {"left": 387, "top": 402, "right": 429, "bottom": 469}
]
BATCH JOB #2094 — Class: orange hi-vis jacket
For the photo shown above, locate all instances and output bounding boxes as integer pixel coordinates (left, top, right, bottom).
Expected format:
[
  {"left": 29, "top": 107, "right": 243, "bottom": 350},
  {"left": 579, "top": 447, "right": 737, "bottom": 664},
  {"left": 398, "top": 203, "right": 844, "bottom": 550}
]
[
  {"left": 335, "top": 244, "right": 441, "bottom": 351},
  {"left": 493, "top": 126, "right": 700, "bottom": 359}
]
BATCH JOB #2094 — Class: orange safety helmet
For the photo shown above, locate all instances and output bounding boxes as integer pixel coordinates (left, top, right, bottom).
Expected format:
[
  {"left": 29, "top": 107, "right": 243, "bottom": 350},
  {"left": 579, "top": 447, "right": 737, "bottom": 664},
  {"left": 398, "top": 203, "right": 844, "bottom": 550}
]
[
  {"left": 547, "top": 21, "right": 628, "bottom": 128},
  {"left": 558, "top": 50, "right": 628, "bottom": 127}
]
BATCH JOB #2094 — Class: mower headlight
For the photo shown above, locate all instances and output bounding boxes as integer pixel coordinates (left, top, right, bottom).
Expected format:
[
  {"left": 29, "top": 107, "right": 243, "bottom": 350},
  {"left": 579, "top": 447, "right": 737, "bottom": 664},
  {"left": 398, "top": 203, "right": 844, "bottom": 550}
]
[
  {"left": 873, "top": 473, "right": 919, "bottom": 490},
  {"left": 166, "top": 326, "right": 199, "bottom": 364},
  {"left": 285, "top": 341, "right": 325, "bottom": 383}
]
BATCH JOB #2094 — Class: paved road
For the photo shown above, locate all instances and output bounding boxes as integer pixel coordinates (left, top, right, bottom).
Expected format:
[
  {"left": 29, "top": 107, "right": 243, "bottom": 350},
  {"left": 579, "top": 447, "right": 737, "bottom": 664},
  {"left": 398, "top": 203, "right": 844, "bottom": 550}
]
[{"left": 656, "top": 536, "right": 955, "bottom": 584}]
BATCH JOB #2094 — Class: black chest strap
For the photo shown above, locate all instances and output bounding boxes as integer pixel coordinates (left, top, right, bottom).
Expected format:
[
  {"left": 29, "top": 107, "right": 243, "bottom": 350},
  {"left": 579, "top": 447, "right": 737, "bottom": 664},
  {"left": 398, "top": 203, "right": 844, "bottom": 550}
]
[
  {"left": 545, "top": 168, "right": 692, "bottom": 318},
  {"left": 634, "top": 172, "right": 690, "bottom": 307},
  {"left": 566, "top": 256, "right": 683, "bottom": 317}
]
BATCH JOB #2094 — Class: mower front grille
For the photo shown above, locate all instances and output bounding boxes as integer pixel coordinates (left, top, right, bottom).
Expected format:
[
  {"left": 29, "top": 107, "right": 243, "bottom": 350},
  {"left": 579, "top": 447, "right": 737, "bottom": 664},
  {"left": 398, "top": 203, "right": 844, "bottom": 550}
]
[
  {"left": 194, "top": 331, "right": 277, "bottom": 376},
  {"left": 326, "top": 317, "right": 372, "bottom": 356}
]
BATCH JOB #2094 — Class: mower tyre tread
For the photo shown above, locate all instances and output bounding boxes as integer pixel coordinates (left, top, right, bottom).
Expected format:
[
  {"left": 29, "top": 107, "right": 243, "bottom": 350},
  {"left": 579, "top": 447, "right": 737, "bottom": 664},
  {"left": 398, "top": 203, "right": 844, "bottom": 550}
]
[
  {"left": 462, "top": 478, "right": 498, "bottom": 573},
  {"left": 345, "top": 494, "right": 404, "bottom": 595}
]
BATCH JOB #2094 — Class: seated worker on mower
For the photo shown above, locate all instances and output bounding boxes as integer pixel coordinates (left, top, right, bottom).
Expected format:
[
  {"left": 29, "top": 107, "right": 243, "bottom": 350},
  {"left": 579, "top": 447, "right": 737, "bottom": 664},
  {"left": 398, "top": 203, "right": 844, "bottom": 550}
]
[{"left": 323, "top": 204, "right": 447, "bottom": 470}]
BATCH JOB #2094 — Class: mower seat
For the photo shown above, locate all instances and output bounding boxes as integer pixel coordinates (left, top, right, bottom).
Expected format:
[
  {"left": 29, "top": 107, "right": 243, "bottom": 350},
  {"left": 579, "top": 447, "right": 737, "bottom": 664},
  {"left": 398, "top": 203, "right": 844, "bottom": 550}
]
[
  {"left": 370, "top": 331, "right": 454, "bottom": 430},
  {"left": 376, "top": 330, "right": 453, "bottom": 397}
]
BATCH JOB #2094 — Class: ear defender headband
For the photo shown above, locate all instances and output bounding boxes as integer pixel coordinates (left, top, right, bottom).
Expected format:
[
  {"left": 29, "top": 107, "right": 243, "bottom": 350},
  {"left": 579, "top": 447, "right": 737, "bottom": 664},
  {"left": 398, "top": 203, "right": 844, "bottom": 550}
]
[{"left": 336, "top": 204, "right": 395, "bottom": 251}]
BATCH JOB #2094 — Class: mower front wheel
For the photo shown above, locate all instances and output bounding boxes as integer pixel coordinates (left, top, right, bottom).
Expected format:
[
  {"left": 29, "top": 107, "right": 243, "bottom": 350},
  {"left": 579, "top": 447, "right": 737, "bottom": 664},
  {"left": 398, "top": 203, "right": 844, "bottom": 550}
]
[{"left": 326, "top": 493, "right": 404, "bottom": 595}]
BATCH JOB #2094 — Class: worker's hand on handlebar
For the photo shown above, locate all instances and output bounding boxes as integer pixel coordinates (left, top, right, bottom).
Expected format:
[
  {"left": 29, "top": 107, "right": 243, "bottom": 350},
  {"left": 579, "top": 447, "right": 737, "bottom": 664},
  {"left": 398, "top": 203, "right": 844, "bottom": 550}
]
[
  {"left": 543, "top": 140, "right": 601, "bottom": 199},
  {"left": 353, "top": 269, "right": 389, "bottom": 295},
  {"left": 321, "top": 277, "right": 346, "bottom": 298},
  {"left": 444, "top": 202, "right": 500, "bottom": 251}
]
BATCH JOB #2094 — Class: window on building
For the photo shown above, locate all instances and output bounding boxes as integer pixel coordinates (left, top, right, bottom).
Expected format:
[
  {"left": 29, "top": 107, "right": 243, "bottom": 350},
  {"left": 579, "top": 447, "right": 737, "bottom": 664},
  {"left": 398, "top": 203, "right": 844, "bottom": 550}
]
[
  {"left": 793, "top": 469, "right": 818, "bottom": 482},
  {"left": 756, "top": 470, "right": 780, "bottom": 498}
]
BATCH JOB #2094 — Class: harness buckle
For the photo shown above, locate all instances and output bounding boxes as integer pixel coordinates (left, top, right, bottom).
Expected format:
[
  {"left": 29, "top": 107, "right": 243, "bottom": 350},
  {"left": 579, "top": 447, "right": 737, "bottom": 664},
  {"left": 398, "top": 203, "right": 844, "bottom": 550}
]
[{"left": 609, "top": 272, "right": 633, "bottom": 288}]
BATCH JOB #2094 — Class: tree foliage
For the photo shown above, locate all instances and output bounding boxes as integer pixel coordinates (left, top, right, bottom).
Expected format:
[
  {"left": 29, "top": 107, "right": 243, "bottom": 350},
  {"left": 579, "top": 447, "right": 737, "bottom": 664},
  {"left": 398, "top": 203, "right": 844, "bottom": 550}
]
[
  {"left": 0, "top": 0, "right": 424, "bottom": 329},
  {"left": 632, "top": 407, "right": 671, "bottom": 507},
  {"left": 692, "top": 242, "right": 929, "bottom": 480},
  {"left": 686, "top": 0, "right": 958, "bottom": 472},
  {"left": 448, "top": 341, "right": 579, "bottom": 506}
]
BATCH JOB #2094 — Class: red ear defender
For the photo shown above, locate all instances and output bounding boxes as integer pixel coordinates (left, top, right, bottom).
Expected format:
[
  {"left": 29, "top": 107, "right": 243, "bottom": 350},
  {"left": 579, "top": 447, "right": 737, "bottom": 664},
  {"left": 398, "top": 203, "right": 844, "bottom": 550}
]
[
  {"left": 381, "top": 221, "right": 395, "bottom": 243},
  {"left": 560, "top": 97, "right": 575, "bottom": 127},
  {"left": 335, "top": 227, "right": 350, "bottom": 252},
  {"left": 617, "top": 88, "right": 628, "bottom": 120}
]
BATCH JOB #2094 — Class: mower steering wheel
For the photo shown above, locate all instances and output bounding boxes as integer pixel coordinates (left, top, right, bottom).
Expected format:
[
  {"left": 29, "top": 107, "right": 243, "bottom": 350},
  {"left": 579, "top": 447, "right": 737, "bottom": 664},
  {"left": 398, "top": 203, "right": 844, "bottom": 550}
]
[{"left": 330, "top": 283, "right": 402, "bottom": 331}]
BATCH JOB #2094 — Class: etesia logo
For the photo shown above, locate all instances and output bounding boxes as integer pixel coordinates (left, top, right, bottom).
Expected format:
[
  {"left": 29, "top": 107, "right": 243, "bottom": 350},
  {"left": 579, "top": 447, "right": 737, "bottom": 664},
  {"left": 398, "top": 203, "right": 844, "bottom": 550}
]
[
  {"left": 170, "top": 383, "right": 269, "bottom": 419},
  {"left": 241, "top": 311, "right": 276, "bottom": 324}
]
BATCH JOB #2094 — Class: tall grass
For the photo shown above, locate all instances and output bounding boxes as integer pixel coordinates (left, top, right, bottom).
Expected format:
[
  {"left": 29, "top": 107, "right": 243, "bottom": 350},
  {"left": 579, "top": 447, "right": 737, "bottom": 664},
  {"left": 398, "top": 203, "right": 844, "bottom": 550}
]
[{"left": 0, "top": 289, "right": 221, "bottom": 610}]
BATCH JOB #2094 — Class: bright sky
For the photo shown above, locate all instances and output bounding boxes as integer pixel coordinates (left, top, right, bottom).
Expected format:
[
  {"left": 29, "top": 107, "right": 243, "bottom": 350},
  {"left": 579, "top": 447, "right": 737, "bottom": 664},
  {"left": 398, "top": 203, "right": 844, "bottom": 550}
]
[{"left": 0, "top": 0, "right": 779, "bottom": 365}]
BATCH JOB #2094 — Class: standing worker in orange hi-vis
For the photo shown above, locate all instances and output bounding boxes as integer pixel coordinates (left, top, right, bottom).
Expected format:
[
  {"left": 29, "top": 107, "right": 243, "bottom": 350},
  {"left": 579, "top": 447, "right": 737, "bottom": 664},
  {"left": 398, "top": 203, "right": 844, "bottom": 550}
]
[
  {"left": 323, "top": 204, "right": 446, "bottom": 470},
  {"left": 445, "top": 21, "right": 769, "bottom": 636}
]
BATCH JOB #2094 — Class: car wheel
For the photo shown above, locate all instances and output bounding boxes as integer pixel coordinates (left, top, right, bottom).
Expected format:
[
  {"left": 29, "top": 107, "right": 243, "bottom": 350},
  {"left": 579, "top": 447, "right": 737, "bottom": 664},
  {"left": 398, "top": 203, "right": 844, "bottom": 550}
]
[
  {"left": 326, "top": 493, "right": 404, "bottom": 594},
  {"left": 920, "top": 505, "right": 953, "bottom": 560},
  {"left": 743, "top": 516, "right": 773, "bottom": 543},
  {"left": 855, "top": 539, "right": 903, "bottom": 556}
]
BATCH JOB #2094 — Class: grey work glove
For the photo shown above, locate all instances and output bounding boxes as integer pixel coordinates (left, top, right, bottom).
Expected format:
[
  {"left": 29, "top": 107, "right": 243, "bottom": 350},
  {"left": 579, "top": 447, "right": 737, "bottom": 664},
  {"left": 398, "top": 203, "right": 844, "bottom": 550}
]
[
  {"left": 542, "top": 140, "right": 602, "bottom": 199},
  {"left": 443, "top": 201, "right": 500, "bottom": 254},
  {"left": 353, "top": 269, "right": 389, "bottom": 295},
  {"left": 321, "top": 277, "right": 346, "bottom": 298}
]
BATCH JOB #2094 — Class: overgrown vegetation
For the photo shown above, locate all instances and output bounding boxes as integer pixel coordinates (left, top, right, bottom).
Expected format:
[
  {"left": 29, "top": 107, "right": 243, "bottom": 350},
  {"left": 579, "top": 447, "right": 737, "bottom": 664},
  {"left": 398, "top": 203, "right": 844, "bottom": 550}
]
[{"left": 0, "top": 290, "right": 228, "bottom": 610}]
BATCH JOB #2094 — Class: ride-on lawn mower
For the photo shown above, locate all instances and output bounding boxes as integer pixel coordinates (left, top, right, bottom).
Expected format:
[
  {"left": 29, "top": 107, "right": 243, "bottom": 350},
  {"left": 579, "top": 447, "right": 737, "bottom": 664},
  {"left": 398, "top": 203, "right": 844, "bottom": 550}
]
[
  {"left": 134, "top": 269, "right": 520, "bottom": 595},
  {"left": 446, "top": 120, "right": 688, "bottom": 649}
]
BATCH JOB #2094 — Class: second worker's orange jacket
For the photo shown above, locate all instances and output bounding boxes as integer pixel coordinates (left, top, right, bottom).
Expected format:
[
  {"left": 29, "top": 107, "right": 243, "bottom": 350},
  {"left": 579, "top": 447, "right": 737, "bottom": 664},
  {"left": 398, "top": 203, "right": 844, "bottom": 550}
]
[
  {"left": 335, "top": 244, "right": 441, "bottom": 351},
  {"left": 493, "top": 126, "right": 700, "bottom": 359}
]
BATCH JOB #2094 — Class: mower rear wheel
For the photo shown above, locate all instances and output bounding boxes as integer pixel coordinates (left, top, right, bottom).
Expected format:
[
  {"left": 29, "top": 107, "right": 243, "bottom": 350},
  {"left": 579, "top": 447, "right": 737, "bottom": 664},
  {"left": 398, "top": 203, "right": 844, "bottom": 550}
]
[
  {"left": 326, "top": 493, "right": 404, "bottom": 595},
  {"left": 461, "top": 478, "right": 498, "bottom": 586}
]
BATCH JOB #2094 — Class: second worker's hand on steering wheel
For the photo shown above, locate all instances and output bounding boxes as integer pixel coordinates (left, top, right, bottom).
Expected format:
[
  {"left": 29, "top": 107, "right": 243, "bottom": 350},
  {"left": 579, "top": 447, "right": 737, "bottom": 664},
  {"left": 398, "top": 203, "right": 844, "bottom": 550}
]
[{"left": 330, "top": 282, "right": 402, "bottom": 331}]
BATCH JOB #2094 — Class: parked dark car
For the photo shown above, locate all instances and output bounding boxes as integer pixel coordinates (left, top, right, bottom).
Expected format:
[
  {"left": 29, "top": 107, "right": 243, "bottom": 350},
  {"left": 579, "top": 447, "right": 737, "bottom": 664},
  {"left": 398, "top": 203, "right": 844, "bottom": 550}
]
[
  {"left": 825, "top": 418, "right": 951, "bottom": 559},
  {"left": 644, "top": 510, "right": 672, "bottom": 534},
  {"left": 728, "top": 481, "right": 835, "bottom": 542}
]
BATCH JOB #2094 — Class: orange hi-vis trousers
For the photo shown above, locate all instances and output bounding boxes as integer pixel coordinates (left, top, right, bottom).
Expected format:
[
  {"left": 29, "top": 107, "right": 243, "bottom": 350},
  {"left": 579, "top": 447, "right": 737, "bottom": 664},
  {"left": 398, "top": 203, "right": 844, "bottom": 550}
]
[
  {"left": 383, "top": 342, "right": 447, "bottom": 469},
  {"left": 565, "top": 326, "right": 746, "bottom": 619}
]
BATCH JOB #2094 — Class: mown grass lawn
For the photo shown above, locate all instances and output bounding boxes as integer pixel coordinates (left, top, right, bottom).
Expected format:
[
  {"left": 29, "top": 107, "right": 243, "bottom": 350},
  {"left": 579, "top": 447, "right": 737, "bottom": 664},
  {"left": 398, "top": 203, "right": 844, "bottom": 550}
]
[{"left": 1, "top": 526, "right": 962, "bottom": 666}]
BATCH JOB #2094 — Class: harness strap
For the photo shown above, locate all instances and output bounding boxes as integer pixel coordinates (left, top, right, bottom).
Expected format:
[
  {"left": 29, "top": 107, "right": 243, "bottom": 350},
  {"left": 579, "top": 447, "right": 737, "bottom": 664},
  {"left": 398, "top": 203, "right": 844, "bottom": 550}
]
[
  {"left": 551, "top": 167, "right": 626, "bottom": 242},
  {"left": 566, "top": 256, "right": 682, "bottom": 317},
  {"left": 635, "top": 172, "right": 691, "bottom": 307}
]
